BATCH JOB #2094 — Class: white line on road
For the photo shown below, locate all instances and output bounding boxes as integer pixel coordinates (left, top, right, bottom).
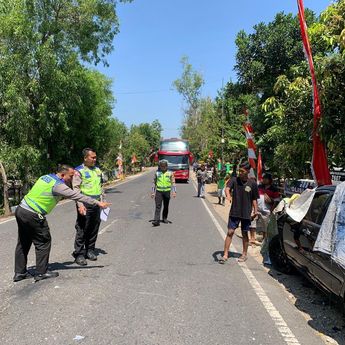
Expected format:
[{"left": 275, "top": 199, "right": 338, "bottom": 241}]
[
  {"left": 192, "top": 180, "right": 301, "bottom": 345},
  {"left": 98, "top": 219, "right": 118, "bottom": 235},
  {"left": 0, "top": 217, "right": 16, "bottom": 225}
]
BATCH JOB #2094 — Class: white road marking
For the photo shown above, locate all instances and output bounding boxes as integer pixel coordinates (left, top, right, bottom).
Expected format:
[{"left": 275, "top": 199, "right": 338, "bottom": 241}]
[
  {"left": 0, "top": 170, "right": 152, "bottom": 226},
  {"left": 0, "top": 217, "right": 16, "bottom": 225},
  {"left": 98, "top": 219, "right": 118, "bottom": 235},
  {"left": 191, "top": 180, "right": 301, "bottom": 345}
]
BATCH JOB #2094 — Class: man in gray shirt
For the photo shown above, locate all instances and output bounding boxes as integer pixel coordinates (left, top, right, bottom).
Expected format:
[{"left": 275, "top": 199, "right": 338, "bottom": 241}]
[
  {"left": 14, "top": 164, "right": 110, "bottom": 283},
  {"left": 196, "top": 164, "right": 208, "bottom": 198}
]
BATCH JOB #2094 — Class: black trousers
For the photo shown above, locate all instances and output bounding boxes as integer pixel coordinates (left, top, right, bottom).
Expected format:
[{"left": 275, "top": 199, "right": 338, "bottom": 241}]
[
  {"left": 73, "top": 204, "right": 101, "bottom": 257},
  {"left": 154, "top": 191, "right": 171, "bottom": 222},
  {"left": 14, "top": 206, "right": 51, "bottom": 275}
]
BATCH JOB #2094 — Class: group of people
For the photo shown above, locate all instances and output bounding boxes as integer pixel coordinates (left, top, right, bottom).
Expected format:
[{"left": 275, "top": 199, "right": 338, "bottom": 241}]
[
  {"left": 13, "top": 148, "right": 111, "bottom": 282},
  {"left": 193, "top": 159, "right": 280, "bottom": 264},
  {"left": 218, "top": 162, "right": 280, "bottom": 264},
  {"left": 15, "top": 153, "right": 280, "bottom": 282},
  {"left": 152, "top": 158, "right": 280, "bottom": 265}
]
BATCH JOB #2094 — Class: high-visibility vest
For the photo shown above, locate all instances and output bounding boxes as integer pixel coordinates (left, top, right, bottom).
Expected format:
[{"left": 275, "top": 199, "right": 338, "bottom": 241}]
[
  {"left": 24, "top": 174, "right": 64, "bottom": 214},
  {"left": 75, "top": 165, "right": 102, "bottom": 198},
  {"left": 156, "top": 171, "right": 172, "bottom": 192}
]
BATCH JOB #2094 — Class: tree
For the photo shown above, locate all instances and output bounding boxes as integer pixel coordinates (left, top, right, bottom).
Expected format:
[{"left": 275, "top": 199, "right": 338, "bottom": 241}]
[
  {"left": 123, "top": 131, "right": 150, "bottom": 166},
  {"left": 173, "top": 56, "right": 205, "bottom": 141},
  {"left": 130, "top": 120, "right": 162, "bottom": 150},
  {"left": 234, "top": 11, "right": 317, "bottom": 97},
  {"left": 0, "top": 0, "right": 133, "bottom": 211},
  {"left": 0, "top": 161, "right": 10, "bottom": 216},
  {"left": 173, "top": 56, "right": 204, "bottom": 112}
]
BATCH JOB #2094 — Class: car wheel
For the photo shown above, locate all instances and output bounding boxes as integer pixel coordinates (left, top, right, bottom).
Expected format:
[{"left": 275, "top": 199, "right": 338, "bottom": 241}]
[{"left": 269, "top": 235, "right": 294, "bottom": 274}]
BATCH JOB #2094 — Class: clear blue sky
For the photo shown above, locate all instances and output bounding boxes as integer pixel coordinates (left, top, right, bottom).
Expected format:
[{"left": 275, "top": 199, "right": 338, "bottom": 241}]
[{"left": 96, "top": 0, "right": 331, "bottom": 137}]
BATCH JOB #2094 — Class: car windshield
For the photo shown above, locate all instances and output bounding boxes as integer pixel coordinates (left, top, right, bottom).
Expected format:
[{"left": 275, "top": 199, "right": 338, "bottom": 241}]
[{"left": 160, "top": 155, "right": 189, "bottom": 165}]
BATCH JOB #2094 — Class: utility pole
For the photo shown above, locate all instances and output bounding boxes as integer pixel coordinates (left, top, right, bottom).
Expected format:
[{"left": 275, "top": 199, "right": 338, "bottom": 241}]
[{"left": 221, "top": 78, "right": 225, "bottom": 163}]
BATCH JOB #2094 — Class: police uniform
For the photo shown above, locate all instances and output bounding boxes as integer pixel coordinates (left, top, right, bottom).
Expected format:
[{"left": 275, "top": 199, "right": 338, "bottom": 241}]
[
  {"left": 73, "top": 164, "right": 103, "bottom": 258},
  {"left": 152, "top": 170, "right": 176, "bottom": 224},
  {"left": 14, "top": 174, "right": 99, "bottom": 281}
]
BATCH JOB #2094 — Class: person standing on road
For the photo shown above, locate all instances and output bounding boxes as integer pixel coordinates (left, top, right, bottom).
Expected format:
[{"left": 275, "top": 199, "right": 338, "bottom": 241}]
[
  {"left": 72, "top": 148, "right": 105, "bottom": 266},
  {"left": 219, "top": 162, "right": 259, "bottom": 264},
  {"left": 151, "top": 160, "right": 176, "bottom": 227},
  {"left": 196, "top": 164, "right": 207, "bottom": 198},
  {"left": 14, "top": 164, "right": 110, "bottom": 282},
  {"left": 216, "top": 169, "right": 226, "bottom": 205},
  {"left": 257, "top": 173, "right": 281, "bottom": 239}
]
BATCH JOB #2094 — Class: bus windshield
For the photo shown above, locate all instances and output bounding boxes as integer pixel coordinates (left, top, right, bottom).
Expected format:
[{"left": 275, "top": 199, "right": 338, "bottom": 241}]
[{"left": 160, "top": 155, "right": 189, "bottom": 165}]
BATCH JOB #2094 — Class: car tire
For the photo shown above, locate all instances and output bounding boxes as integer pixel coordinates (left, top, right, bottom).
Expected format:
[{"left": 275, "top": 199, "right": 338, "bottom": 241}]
[{"left": 269, "top": 235, "right": 295, "bottom": 275}]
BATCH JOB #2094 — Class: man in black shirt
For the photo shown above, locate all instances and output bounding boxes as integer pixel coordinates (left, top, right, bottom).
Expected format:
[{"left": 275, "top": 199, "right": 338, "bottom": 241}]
[{"left": 219, "top": 162, "right": 259, "bottom": 264}]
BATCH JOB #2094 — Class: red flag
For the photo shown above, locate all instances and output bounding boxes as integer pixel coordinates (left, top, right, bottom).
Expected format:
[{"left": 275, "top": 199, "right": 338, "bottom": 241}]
[
  {"left": 297, "top": 0, "right": 331, "bottom": 186},
  {"left": 131, "top": 154, "right": 137, "bottom": 164},
  {"left": 243, "top": 121, "right": 256, "bottom": 169},
  {"left": 257, "top": 150, "right": 263, "bottom": 183}
]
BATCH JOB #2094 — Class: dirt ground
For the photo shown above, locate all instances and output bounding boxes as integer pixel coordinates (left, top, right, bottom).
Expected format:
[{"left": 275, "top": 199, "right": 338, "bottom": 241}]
[{"left": 203, "top": 181, "right": 345, "bottom": 345}]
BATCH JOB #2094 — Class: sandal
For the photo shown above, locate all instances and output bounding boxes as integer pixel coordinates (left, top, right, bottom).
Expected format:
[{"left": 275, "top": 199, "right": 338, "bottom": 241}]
[
  {"left": 218, "top": 257, "right": 228, "bottom": 264},
  {"left": 238, "top": 256, "right": 247, "bottom": 262}
]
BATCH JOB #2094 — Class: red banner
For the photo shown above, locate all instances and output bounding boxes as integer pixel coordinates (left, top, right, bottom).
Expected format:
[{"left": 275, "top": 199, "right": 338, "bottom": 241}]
[
  {"left": 257, "top": 150, "right": 263, "bottom": 183},
  {"left": 243, "top": 121, "right": 256, "bottom": 169},
  {"left": 297, "top": 0, "right": 332, "bottom": 186}
]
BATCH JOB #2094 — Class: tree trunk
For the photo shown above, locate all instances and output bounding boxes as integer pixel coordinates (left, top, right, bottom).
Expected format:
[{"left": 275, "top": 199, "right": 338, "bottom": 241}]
[{"left": 0, "top": 161, "right": 11, "bottom": 216}]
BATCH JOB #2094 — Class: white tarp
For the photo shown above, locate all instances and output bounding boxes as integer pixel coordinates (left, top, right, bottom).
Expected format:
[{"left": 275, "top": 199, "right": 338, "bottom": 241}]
[
  {"left": 286, "top": 188, "right": 316, "bottom": 223},
  {"left": 314, "top": 182, "right": 345, "bottom": 268}
]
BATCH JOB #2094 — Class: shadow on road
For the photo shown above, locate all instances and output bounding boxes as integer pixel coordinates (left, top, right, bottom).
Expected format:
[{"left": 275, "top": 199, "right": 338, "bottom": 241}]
[
  {"left": 212, "top": 250, "right": 241, "bottom": 262},
  {"left": 267, "top": 268, "right": 345, "bottom": 344},
  {"left": 94, "top": 248, "right": 108, "bottom": 256},
  {"left": 48, "top": 262, "right": 105, "bottom": 270},
  {"left": 105, "top": 188, "right": 123, "bottom": 194}
]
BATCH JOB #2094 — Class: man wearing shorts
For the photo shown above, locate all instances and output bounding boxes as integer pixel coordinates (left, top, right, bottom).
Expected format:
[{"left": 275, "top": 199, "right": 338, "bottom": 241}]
[{"left": 219, "top": 162, "right": 259, "bottom": 263}]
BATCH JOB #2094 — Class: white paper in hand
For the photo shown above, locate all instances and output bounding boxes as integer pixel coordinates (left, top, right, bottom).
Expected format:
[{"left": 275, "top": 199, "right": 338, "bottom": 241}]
[{"left": 100, "top": 207, "right": 110, "bottom": 222}]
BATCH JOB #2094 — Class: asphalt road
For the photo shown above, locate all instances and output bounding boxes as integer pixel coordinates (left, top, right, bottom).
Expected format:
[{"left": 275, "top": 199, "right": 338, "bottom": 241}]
[{"left": 0, "top": 171, "right": 326, "bottom": 345}]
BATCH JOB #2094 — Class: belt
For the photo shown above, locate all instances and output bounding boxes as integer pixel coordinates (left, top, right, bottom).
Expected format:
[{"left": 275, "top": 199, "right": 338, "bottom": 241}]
[{"left": 19, "top": 204, "right": 46, "bottom": 220}]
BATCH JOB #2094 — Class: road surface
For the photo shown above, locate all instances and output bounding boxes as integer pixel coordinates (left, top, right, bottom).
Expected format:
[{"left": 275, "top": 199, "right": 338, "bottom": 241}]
[{"left": 0, "top": 171, "right": 326, "bottom": 345}]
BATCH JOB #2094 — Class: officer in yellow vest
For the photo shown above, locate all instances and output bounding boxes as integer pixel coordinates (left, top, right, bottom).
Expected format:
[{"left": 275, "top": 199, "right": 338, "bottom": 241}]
[
  {"left": 14, "top": 164, "right": 110, "bottom": 283},
  {"left": 151, "top": 160, "right": 176, "bottom": 226},
  {"left": 72, "top": 148, "right": 105, "bottom": 265}
]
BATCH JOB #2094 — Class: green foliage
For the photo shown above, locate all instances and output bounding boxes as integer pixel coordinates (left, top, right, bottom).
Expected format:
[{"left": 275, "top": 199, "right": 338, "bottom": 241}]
[
  {"left": 179, "top": 2, "right": 345, "bottom": 178},
  {"left": 173, "top": 56, "right": 204, "bottom": 114},
  {"left": 130, "top": 120, "right": 162, "bottom": 150},
  {"left": 234, "top": 12, "right": 315, "bottom": 96},
  {"left": 0, "top": 0, "right": 134, "bottom": 186},
  {"left": 123, "top": 131, "right": 150, "bottom": 165}
]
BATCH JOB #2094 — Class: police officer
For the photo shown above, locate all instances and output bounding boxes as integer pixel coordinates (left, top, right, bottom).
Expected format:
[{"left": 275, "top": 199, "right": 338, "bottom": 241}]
[
  {"left": 151, "top": 160, "right": 176, "bottom": 226},
  {"left": 14, "top": 164, "right": 110, "bottom": 282},
  {"left": 72, "top": 148, "right": 104, "bottom": 266}
]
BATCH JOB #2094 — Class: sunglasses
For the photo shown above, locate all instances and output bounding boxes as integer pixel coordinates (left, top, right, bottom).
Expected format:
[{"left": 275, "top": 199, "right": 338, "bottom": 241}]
[{"left": 239, "top": 168, "right": 249, "bottom": 173}]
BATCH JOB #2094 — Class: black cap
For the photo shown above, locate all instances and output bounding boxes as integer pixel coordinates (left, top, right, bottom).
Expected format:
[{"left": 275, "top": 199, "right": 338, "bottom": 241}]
[
  {"left": 240, "top": 161, "right": 251, "bottom": 171},
  {"left": 263, "top": 173, "right": 273, "bottom": 182}
]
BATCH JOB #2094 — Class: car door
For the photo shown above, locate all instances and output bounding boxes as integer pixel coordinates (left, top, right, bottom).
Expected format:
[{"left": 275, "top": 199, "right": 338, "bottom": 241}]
[
  {"left": 282, "top": 192, "right": 330, "bottom": 275},
  {"left": 282, "top": 215, "right": 312, "bottom": 272},
  {"left": 308, "top": 193, "right": 345, "bottom": 296}
]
